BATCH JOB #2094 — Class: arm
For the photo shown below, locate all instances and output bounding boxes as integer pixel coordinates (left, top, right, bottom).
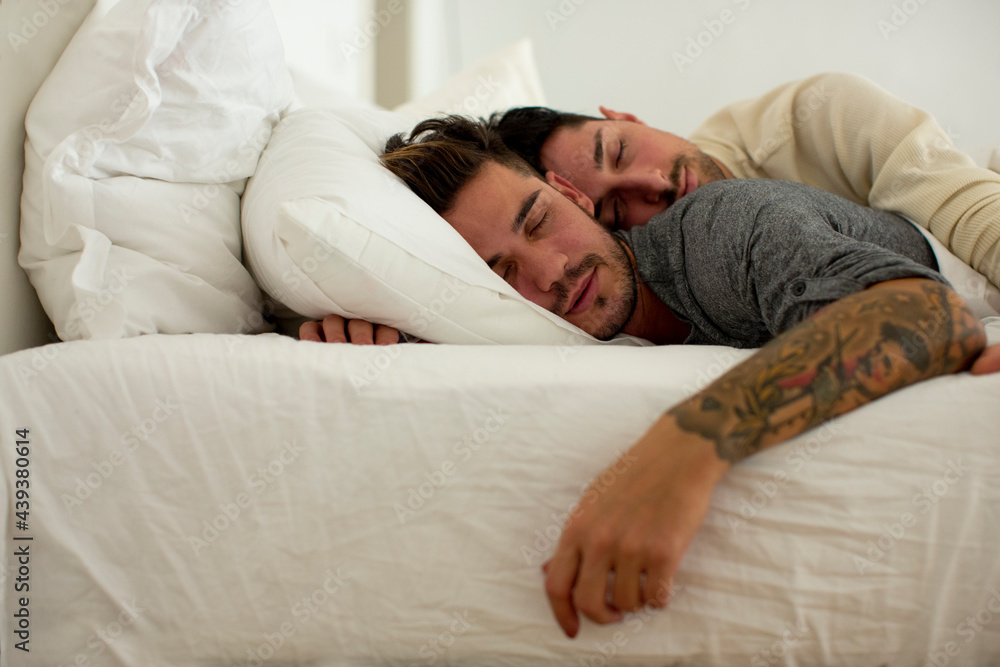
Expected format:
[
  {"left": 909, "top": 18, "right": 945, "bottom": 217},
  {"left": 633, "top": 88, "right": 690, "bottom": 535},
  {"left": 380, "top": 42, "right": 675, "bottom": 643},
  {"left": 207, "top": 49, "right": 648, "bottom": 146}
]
[
  {"left": 544, "top": 277, "right": 988, "bottom": 637},
  {"left": 688, "top": 72, "right": 1000, "bottom": 287}
]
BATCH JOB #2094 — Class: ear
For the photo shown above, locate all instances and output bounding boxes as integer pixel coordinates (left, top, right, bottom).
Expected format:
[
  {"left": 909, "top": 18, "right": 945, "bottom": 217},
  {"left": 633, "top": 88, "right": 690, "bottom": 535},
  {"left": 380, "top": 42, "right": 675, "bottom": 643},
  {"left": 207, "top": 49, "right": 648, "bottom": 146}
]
[
  {"left": 545, "top": 170, "right": 595, "bottom": 216},
  {"left": 598, "top": 106, "right": 646, "bottom": 126}
]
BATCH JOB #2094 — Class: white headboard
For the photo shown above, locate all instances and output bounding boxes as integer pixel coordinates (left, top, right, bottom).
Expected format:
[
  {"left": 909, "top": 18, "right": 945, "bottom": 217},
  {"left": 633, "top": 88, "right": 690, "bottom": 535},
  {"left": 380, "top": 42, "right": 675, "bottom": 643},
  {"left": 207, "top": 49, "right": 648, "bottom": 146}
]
[{"left": 0, "top": 0, "right": 98, "bottom": 355}]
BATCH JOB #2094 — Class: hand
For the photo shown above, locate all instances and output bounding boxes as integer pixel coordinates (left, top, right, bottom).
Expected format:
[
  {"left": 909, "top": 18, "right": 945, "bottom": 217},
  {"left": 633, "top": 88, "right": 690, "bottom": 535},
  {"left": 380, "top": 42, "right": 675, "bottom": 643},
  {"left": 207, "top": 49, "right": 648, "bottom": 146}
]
[
  {"left": 298, "top": 314, "right": 400, "bottom": 345},
  {"left": 970, "top": 342, "right": 1000, "bottom": 375},
  {"left": 543, "top": 415, "right": 729, "bottom": 638}
]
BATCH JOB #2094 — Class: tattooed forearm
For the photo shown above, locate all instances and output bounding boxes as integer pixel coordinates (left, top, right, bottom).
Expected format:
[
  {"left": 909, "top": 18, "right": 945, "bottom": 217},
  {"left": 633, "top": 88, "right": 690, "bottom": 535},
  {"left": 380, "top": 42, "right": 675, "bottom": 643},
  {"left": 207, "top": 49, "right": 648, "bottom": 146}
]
[{"left": 668, "top": 279, "right": 986, "bottom": 464}]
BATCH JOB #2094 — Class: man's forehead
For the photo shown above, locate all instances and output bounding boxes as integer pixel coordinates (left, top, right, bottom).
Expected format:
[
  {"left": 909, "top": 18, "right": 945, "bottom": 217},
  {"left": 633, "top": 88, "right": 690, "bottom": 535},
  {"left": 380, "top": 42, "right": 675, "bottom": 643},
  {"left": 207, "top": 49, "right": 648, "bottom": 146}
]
[
  {"left": 543, "top": 120, "right": 606, "bottom": 175},
  {"left": 472, "top": 160, "right": 539, "bottom": 201},
  {"left": 445, "top": 161, "right": 540, "bottom": 228}
]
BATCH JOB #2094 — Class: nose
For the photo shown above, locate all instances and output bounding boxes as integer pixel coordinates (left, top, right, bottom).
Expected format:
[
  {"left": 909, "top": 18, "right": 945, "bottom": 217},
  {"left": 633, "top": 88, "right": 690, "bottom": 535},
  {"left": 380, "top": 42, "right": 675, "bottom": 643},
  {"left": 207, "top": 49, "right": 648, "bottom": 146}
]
[
  {"left": 518, "top": 243, "right": 568, "bottom": 300},
  {"left": 617, "top": 169, "right": 669, "bottom": 203}
]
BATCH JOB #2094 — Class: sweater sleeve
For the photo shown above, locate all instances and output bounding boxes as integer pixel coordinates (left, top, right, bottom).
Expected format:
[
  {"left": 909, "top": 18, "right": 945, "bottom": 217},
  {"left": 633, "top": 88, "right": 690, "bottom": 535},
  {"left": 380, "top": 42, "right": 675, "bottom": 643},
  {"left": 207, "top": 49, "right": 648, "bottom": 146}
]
[{"left": 688, "top": 72, "right": 1000, "bottom": 288}]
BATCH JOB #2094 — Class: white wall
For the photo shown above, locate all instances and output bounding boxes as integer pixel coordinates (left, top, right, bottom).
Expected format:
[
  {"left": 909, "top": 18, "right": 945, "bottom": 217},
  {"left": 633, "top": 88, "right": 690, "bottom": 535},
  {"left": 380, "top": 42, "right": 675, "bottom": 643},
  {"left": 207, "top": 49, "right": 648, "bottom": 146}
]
[
  {"left": 424, "top": 0, "right": 999, "bottom": 165},
  {"left": 269, "top": 0, "right": 377, "bottom": 103}
]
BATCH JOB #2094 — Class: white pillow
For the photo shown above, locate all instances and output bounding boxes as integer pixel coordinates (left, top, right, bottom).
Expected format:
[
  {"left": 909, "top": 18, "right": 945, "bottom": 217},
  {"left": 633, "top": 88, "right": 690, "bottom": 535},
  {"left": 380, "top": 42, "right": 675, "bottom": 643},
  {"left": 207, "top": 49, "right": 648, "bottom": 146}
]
[
  {"left": 241, "top": 109, "right": 549, "bottom": 344},
  {"left": 395, "top": 38, "right": 546, "bottom": 118},
  {"left": 242, "top": 106, "right": 647, "bottom": 346},
  {"left": 908, "top": 224, "right": 1000, "bottom": 320},
  {"left": 19, "top": 0, "right": 294, "bottom": 340},
  {"left": 242, "top": 39, "right": 646, "bottom": 346}
]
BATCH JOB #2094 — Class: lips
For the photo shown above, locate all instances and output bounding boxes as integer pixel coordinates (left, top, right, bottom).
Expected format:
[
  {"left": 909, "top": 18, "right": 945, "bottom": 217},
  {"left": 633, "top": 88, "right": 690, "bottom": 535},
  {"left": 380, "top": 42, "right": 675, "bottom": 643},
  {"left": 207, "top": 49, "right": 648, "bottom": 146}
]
[
  {"left": 677, "top": 166, "right": 698, "bottom": 200},
  {"left": 567, "top": 268, "right": 598, "bottom": 316}
]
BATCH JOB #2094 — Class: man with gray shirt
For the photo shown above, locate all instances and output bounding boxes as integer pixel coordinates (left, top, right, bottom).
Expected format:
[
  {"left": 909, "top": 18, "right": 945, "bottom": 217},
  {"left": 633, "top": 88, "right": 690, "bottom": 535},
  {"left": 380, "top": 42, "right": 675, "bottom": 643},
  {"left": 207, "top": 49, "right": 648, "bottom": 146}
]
[{"left": 333, "top": 114, "right": 1000, "bottom": 639}]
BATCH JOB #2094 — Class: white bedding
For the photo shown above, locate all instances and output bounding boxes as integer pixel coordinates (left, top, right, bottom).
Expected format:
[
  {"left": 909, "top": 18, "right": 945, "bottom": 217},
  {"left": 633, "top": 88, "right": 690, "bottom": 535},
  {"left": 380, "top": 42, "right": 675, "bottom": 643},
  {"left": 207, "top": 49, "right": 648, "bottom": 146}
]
[
  {"left": 6, "top": 2, "right": 1000, "bottom": 665},
  {"left": 18, "top": 0, "right": 293, "bottom": 341},
  {"left": 2, "top": 333, "right": 999, "bottom": 665}
]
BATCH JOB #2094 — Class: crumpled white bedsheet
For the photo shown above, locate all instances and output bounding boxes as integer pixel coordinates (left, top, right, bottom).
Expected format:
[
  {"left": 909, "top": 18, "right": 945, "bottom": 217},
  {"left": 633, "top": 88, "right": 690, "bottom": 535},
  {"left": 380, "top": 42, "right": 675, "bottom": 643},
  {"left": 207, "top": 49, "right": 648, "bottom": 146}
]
[{"left": 1, "top": 333, "right": 998, "bottom": 666}]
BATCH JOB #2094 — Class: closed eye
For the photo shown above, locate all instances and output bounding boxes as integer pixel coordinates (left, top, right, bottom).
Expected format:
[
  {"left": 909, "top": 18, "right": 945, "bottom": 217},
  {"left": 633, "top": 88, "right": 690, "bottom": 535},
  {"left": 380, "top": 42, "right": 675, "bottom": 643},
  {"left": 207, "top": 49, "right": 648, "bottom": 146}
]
[
  {"left": 499, "top": 264, "right": 514, "bottom": 285},
  {"left": 615, "top": 138, "right": 628, "bottom": 169},
  {"left": 530, "top": 211, "right": 550, "bottom": 237}
]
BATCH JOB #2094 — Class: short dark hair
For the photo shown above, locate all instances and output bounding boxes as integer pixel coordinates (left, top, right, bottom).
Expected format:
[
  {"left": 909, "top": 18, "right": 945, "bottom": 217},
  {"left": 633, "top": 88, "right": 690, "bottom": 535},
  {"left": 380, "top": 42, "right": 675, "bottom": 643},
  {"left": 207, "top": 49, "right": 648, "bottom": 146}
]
[
  {"left": 489, "top": 107, "right": 598, "bottom": 175},
  {"left": 380, "top": 115, "right": 535, "bottom": 214}
]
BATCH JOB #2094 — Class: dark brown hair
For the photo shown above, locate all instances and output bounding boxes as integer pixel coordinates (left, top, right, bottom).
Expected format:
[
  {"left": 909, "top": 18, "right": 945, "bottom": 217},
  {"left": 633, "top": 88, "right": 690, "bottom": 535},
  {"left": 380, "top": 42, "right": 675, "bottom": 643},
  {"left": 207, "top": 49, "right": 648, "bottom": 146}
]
[
  {"left": 380, "top": 115, "right": 536, "bottom": 214},
  {"left": 491, "top": 107, "right": 597, "bottom": 175}
]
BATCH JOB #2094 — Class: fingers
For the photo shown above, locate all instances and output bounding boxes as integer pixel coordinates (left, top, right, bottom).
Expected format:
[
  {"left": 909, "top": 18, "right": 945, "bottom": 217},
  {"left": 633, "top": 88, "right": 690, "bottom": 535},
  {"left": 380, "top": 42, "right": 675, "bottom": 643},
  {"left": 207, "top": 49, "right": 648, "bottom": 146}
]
[
  {"left": 643, "top": 572, "right": 672, "bottom": 609},
  {"left": 970, "top": 343, "right": 1000, "bottom": 375},
  {"left": 345, "top": 317, "right": 374, "bottom": 345},
  {"left": 545, "top": 515, "right": 682, "bottom": 637},
  {"left": 298, "top": 320, "right": 323, "bottom": 342},
  {"left": 299, "top": 315, "right": 402, "bottom": 345},
  {"left": 545, "top": 522, "right": 684, "bottom": 637},
  {"left": 610, "top": 559, "right": 642, "bottom": 614},
  {"left": 374, "top": 323, "right": 402, "bottom": 346},
  {"left": 321, "top": 314, "right": 350, "bottom": 344},
  {"left": 573, "top": 551, "right": 623, "bottom": 628},
  {"left": 544, "top": 547, "right": 582, "bottom": 638},
  {"left": 538, "top": 428, "right": 718, "bottom": 637}
]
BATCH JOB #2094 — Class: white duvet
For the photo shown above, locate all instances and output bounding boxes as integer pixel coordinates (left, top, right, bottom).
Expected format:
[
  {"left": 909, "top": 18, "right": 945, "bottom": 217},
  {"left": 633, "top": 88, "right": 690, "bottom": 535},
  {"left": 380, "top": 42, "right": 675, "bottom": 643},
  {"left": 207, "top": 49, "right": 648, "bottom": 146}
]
[{"left": 1, "top": 333, "right": 999, "bottom": 665}]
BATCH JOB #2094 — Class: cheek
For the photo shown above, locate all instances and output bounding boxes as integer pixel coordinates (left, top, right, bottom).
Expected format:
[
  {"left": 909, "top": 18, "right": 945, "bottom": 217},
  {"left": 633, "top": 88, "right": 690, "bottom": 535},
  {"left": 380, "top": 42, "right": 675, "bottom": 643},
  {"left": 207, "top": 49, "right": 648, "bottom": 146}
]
[
  {"left": 653, "top": 138, "right": 686, "bottom": 165},
  {"left": 554, "top": 224, "right": 599, "bottom": 257}
]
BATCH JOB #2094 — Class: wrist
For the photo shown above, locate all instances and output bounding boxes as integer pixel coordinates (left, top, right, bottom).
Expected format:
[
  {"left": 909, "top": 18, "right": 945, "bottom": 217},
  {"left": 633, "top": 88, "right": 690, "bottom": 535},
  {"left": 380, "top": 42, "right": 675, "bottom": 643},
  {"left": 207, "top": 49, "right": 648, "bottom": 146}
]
[{"left": 640, "top": 413, "right": 732, "bottom": 486}]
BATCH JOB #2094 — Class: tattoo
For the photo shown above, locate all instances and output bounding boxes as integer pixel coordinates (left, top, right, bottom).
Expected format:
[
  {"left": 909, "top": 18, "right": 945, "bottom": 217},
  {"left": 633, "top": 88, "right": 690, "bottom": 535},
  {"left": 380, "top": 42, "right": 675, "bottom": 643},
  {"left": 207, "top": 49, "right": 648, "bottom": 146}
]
[{"left": 668, "top": 280, "right": 986, "bottom": 463}]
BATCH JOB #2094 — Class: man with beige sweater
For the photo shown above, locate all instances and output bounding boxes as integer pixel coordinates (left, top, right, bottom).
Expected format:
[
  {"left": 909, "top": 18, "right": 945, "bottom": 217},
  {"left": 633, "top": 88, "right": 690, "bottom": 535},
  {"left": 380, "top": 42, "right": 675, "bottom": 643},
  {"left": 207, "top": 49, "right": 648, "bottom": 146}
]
[{"left": 493, "top": 72, "right": 1000, "bottom": 290}]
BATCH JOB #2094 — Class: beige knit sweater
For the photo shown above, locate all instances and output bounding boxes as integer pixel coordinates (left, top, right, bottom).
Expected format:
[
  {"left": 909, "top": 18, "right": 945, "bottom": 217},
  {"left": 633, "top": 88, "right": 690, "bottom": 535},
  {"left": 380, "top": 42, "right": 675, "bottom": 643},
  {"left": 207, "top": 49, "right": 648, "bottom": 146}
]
[{"left": 689, "top": 72, "right": 1000, "bottom": 288}]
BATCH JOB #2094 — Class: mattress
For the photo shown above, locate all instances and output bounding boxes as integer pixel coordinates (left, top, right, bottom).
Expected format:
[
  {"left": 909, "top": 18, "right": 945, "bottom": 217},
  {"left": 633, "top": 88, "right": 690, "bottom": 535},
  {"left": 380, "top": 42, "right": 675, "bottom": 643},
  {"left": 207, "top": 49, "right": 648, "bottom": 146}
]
[{"left": 1, "top": 332, "right": 999, "bottom": 665}]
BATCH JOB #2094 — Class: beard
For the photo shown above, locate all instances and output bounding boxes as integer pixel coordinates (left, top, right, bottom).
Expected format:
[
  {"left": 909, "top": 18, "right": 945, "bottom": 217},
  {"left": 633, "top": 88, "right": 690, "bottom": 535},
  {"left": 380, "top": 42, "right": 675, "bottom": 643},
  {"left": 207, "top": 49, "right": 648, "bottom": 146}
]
[
  {"left": 549, "top": 206, "right": 639, "bottom": 341},
  {"left": 661, "top": 153, "right": 729, "bottom": 208}
]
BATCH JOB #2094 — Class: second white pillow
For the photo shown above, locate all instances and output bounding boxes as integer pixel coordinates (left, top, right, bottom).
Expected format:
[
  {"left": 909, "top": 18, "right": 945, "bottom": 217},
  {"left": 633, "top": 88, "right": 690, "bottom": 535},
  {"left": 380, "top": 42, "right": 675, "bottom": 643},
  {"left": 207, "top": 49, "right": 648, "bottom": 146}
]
[{"left": 241, "top": 107, "right": 647, "bottom": 346}]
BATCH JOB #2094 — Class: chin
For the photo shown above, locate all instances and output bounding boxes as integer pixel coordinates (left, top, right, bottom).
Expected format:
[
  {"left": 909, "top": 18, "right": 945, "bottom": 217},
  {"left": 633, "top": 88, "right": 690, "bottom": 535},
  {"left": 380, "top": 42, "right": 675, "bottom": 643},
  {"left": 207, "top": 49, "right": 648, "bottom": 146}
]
[
  {"left": 568, "top": 218, "right": 639, "bottom": 339},
  {"left": 588, "top": 295, "right": 636, "bottom": 341}
]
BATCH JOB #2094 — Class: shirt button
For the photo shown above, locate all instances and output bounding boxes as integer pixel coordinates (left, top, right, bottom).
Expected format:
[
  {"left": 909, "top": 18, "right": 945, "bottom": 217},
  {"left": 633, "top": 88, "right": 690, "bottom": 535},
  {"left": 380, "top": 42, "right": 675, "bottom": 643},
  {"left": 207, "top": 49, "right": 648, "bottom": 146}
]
[{"left": 792, "top": 281, "right": 807, "bottom": 297}]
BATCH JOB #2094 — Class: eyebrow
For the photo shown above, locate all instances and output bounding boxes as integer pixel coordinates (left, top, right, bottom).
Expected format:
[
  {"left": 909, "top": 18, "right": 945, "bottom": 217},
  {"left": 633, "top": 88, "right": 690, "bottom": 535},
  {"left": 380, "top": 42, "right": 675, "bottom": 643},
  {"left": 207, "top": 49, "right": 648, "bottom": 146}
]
[
  {"left": 592, "top": 128, "right": 605, "bottom": 219},
  {"left": 485, "top": 189, "right": 541, "bottom": 270},
  {"left": 593, "top": 127, "right": 604, "bottom": 171}
]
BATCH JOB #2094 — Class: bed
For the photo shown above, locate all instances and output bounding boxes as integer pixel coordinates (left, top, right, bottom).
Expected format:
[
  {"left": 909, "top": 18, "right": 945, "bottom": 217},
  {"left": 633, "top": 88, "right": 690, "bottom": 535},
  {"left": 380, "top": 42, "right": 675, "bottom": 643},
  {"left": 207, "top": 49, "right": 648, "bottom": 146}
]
[{"left": 2, "top": 1, "right": 1000, "bottom": 665}]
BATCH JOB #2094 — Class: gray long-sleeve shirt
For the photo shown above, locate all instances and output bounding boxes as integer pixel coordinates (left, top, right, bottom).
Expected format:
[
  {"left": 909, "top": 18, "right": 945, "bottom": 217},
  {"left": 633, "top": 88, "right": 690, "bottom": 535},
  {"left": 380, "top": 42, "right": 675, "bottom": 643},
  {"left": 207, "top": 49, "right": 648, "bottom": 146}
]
[{"left": 618, "top": 179, "right": 945, "bottom": 349}]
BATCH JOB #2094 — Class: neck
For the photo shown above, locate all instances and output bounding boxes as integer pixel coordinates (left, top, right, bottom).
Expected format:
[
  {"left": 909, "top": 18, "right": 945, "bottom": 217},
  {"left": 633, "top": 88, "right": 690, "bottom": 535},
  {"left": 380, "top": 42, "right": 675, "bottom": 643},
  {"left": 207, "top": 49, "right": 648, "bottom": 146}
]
[
  {"left": 711, "top": 156, "right": 735, "bottom": 179},
  {"left": 619, "top": 244, "right": 690, "bottom": 345}
]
